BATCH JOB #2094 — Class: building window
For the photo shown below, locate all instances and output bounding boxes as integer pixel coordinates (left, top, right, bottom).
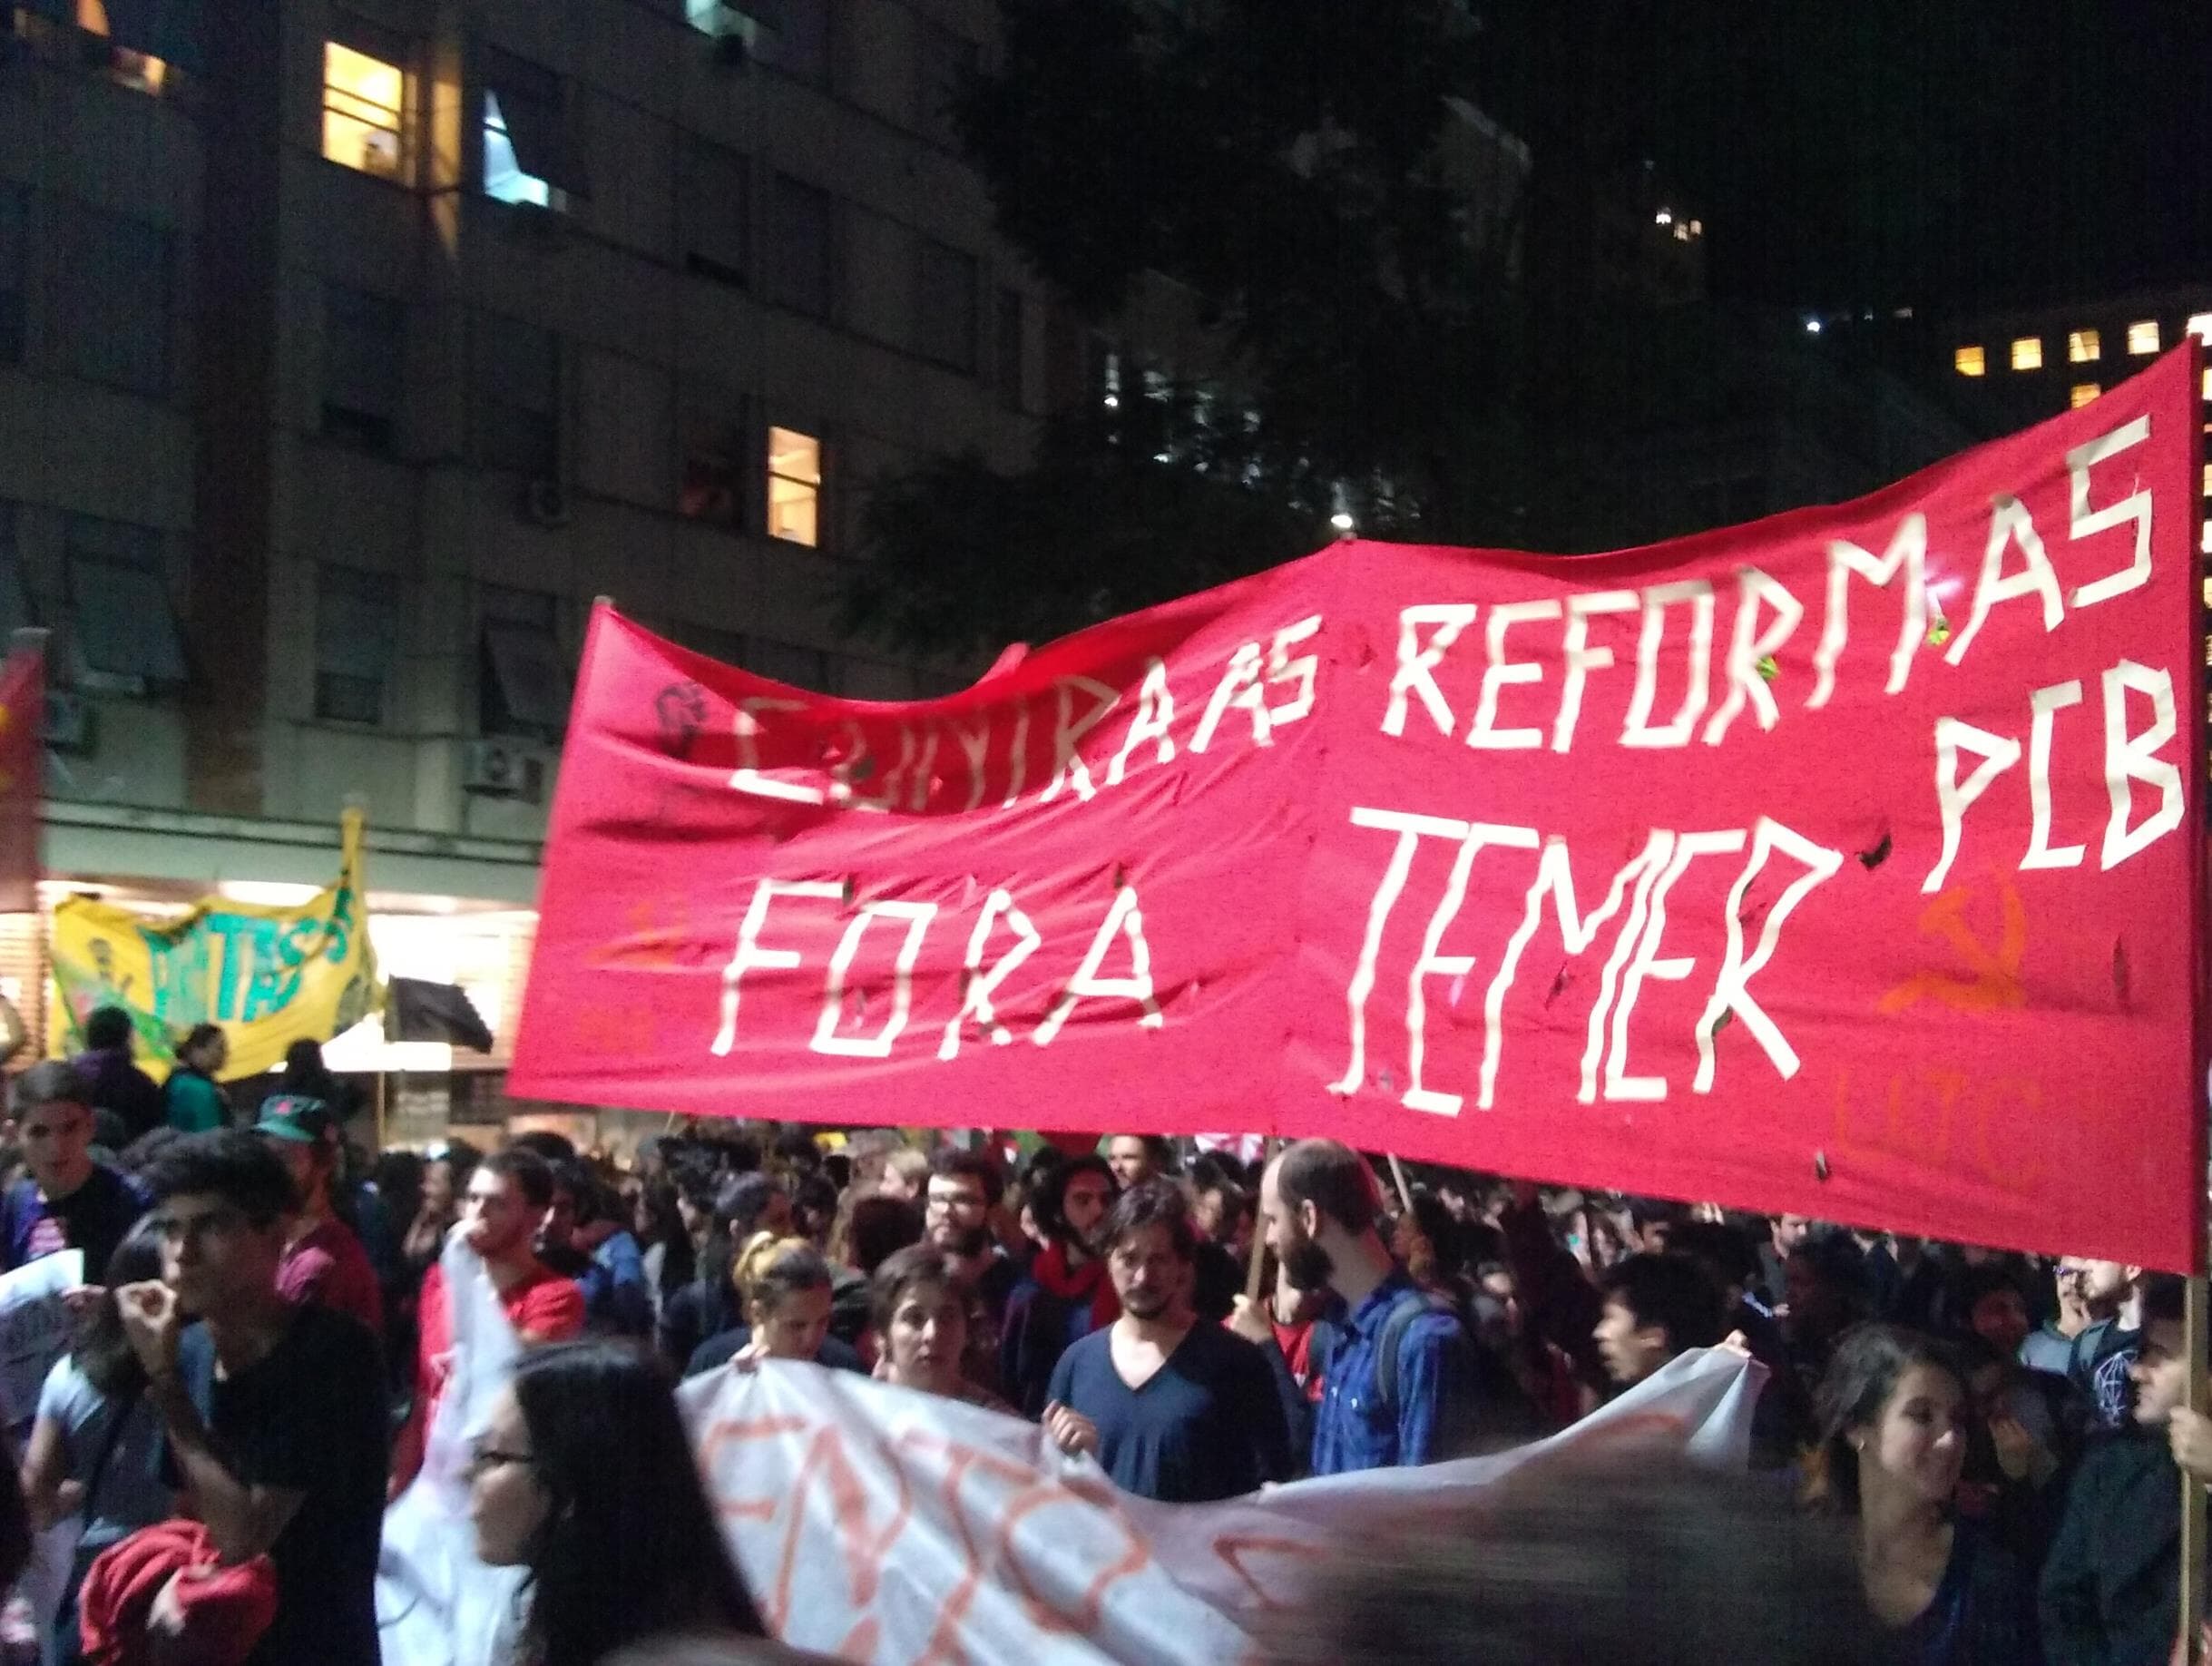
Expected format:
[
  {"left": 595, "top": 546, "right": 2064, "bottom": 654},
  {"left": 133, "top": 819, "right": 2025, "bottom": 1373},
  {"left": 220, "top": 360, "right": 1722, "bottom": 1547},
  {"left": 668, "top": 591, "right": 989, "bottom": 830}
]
[
  {"left": 480, "top": 49, "right": 584, "bottom": 209},
  {"left": 472, "top": 313, "right": 557, "bottom": 477},
  {"left": 479, "top": 585, "right": 570, "bottom": 737},
  {"left": 2202, "top": 367, "right": 2211, "bottom": 404},
  {"left": 2188, "top": 313, "right": 2212, "bottom": 345},
  {"left": 322, "top": 29, "right": 409, "bottom": 182},
  {"left": 747, "top": 0, "right": 830, "bottom": 84},
  {"left": 764, "top": 173, "right": 833, "bottom": 318},
  {"left": 915, "top": 240, "right": 977, "bottom": 372},
  {"left": 679, "top": 139, "right": 749, "bottom": 288},
  {"left": 64, "top": 517, "right": 183, "bottom": 691},
  {"left": 2068, "top": 328, "right": 2100, "bottom": 364},
  {"left": 23, "top": 1, "right": 173, "bottom": 93},
  {"left": 1953, "top": 345, "right": 1984, "bottom": 377},
  {"left": 679, "top": 401, "right": 746, "bottom": 527},
  {"left": 994, "top": 288, "right": 1024, "bottom": 411},
  {"left": 2070, "top": 383, "right": 2100, "bottom": 409},
  {"left": 914, "top": 19, "right": 978, "bottom": 149},
  {"left": 0, "top": 187, "right": 23, "bottom": 368},
  {"left": 2127, "top": 319, "right": 2160, "bottom": 356},
  {"left": 315, "top": 565, "right": 398, "bottom": 723},
  {"left": 321, "top": 285, "right": 405, "bottom": 451},
  {"left": 0, "top": 501, "right": 32, "bottom": 640},
  {"left": 50, "top": 204, "right": 170, "bottom": 397},
  {"left": 766, "top": 426, "right": 821, "bottom": 546},
  {"left": 2010, "top": 338, "right": 2042, "bottom": 371}
]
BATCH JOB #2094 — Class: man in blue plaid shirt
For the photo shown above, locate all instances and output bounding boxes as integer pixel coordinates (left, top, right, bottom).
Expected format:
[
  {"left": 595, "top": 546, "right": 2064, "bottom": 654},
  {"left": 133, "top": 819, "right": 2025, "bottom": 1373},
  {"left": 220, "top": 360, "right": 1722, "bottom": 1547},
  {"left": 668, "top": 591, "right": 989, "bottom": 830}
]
[{"left": 1258, "top": 1139, "right": 1481, "bottom": 1475}]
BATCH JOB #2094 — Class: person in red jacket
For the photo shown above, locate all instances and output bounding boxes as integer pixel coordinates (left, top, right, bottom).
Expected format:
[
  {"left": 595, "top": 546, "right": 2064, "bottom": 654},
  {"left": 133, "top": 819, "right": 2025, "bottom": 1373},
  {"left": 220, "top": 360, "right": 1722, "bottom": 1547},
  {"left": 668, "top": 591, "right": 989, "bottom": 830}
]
[{"left": 391, "top": 1148, "right": 582, "bottom": 1494}]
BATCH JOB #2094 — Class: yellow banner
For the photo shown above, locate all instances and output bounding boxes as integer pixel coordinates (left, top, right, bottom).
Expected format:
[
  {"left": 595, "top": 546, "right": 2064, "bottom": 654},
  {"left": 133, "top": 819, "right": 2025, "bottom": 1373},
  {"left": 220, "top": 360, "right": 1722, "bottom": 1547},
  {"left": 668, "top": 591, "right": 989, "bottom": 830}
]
[{"left": 48, "top": 811, "right": 380, "bottom": 1080}]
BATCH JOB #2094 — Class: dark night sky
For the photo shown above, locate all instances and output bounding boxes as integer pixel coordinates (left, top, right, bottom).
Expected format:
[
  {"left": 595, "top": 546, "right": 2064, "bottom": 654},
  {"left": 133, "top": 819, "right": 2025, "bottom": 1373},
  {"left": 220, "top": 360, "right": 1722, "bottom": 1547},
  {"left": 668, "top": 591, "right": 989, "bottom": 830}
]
[{"left": 1631, "top": 0, "right": 2212, "bottom": 314}]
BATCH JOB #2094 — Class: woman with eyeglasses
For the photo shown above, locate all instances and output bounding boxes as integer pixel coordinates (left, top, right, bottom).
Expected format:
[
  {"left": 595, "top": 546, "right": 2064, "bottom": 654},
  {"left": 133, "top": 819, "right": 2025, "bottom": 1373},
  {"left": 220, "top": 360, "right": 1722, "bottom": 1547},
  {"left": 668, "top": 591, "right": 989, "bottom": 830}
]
[{"left": 466, "top": 1340, "right": 768, "bottom": 1666}]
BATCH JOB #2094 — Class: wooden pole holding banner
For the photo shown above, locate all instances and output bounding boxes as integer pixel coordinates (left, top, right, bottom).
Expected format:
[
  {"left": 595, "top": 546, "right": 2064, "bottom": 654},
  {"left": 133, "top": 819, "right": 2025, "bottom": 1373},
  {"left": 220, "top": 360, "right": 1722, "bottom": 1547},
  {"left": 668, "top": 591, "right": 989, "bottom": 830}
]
[{"left": 1385, "top": 1152, "right": 1416, "bottom": 1215}]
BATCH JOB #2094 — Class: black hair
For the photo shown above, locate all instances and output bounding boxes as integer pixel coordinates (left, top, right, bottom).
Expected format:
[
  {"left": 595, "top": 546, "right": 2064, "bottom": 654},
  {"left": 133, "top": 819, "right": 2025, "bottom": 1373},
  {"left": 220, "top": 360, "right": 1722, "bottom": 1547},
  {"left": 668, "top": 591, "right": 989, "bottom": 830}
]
[
  {"left": 837, "top": 1194, "right": 923, "bottom": 1276},
  {"left": 83, "top": 1008, "right": 133, "bottom": 1052},
  {"left": 13, "top": 1062, "right": 90, "bottom": 1114},
  {"left": 551, "top": 1159, "right": 611, "bottom": 1227},
  {"left": 790, "top": 1171, "right": 839, "bottom": 1237},
  {"left": 1101, "top": 1179, "right": 1199, "bottom": 1263},
  {"left": 278, "top": 1041, "right": 344, "bottom": 1118},
  {"left": 636, "top": 1181, "right": 695, "bottom": 1290},
  {"left": 178, "top": 1023, "right": 224, "bottom": 1061},
  {"left": 1954, "top": 1265, "right": 2029, "bottom": 1324},
  {"left": 1666, "top": 1221, "right": 1761, "bottom": 1292},
  {"left": 1030, "top": 1154, "right": 1115, "bottom": 1247},
  {"left": 75, "top": 1220, "right": 167, "bottom": 1399},
  {"left": 1810, "top": 1325, "right": 1968, "bottom": 1517},
  {"left": 749, "top": 1243, "right": 833, "bottom": 1316},
  {"left": 721, "top": 1172, "right": 787, "bottom": 1239},
  {"left": 509, "top": 1341, "right": 763, "bottom": 1666},
  {"left": 823, "top": 1152, "right": 853, "bottom": 1191},
  {"left": 1264, "top": 1453, "right": 1875, "bottom": 1666},
  {"left": 769, "top": 1129, "right": 822, "bottom": 1171},
  {"left": 2143, "top": 1270, "right": 2188, "bottom": 1328},
  {"left": 483, "top": 1147, "right": 557, "bottom": 1213},
  {"left": 508, "top": 1131, "right": 579, "bottom": 1165},
  {"left": 1273, "top": 1139, "right": 1380, "bottom": 1236},
  {"left": 139, "top": 1129, "right": 299, "bottom": 1228},
  {"left": 1599, "top": 1253, "right": 1729, "bottom": 1357},
  {"left": 932, "top": 1148, "right": 1007, "bottom": 1208},
  {"left": 869, "top": 1244, "right": 966, "bottom": 1336}
]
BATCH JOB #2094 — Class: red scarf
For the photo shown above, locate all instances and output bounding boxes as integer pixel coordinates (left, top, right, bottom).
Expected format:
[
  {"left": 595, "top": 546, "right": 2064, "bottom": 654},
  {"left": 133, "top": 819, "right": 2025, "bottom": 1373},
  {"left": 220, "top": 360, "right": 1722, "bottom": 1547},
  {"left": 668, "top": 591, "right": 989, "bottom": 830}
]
[{"left": 1031, "top": 1241, "right": 1120, "bottom": 1332}]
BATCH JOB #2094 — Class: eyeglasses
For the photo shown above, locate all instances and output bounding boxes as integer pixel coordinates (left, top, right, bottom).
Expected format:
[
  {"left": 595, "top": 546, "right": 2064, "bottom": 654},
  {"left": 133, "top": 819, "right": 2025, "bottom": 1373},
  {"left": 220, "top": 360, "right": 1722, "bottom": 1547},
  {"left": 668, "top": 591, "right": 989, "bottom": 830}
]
[{"left": 465, "top": 1446, "right": 535, "bottom": 1479}]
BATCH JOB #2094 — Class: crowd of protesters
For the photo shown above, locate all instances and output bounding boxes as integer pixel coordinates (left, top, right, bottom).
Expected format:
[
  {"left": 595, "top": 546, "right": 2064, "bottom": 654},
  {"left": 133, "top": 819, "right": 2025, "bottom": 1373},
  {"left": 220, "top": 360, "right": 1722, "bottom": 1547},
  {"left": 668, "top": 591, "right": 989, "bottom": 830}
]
[{"left": 0, "top": 1005, "right": 2201, "bottom": 1663}]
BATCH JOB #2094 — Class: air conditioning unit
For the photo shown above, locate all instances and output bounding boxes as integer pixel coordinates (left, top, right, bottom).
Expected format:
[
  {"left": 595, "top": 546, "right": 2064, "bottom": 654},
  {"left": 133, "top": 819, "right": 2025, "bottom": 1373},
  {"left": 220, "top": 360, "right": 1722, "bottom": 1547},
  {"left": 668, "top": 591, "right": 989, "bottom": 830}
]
[
  {"left": 461, "top": 740, "right": 548, "bottom": 803},
  {"left": 42, "top": 691, "right": 94, "bottom": 755},
  {"left": 522, "top": 477, "right": 570, "bottom": 528}
]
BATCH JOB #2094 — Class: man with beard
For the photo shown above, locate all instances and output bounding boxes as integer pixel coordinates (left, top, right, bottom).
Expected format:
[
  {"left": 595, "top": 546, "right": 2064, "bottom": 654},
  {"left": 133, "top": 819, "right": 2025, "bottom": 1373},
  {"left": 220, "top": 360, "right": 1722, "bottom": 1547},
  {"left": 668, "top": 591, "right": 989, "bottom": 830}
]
[
  {"left": 390, "top": 1148, "right": 584, "bottom": 1492},
  {"left": 1042, "top": 1181, "right": 1293, "bottom": 1502},
  {"left": 925, "top": 1150, "right": 1018, "bottom": 1392},
  {"left": 1259, "top": 1139, "right": 1480, "bottom": 1474},
  {"left": 999, "top": 1156, "right": 1119, "bottom": 1417}
]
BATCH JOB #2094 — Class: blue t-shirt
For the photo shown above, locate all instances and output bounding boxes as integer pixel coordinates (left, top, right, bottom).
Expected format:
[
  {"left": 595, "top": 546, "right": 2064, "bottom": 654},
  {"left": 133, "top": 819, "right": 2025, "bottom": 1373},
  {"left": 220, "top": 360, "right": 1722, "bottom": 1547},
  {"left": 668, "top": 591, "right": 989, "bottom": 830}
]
[
  {"left": 1045, "top": 1321, "right": 1295, "bottom": 1503},
  {"left": 35, "top": 1357, "right": 170, "bottom": 1553}
]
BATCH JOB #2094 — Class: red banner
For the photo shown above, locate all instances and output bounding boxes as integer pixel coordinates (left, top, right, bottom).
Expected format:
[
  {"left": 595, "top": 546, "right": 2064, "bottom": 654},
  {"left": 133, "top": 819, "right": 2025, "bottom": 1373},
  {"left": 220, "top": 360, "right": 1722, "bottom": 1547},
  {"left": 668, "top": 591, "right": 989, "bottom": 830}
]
[
  {"left": 0, "top": 644, "right": 43, "bottom": 914},
  {"left": 514, "top": 347, "right": 2206, "bottom": 1270}
]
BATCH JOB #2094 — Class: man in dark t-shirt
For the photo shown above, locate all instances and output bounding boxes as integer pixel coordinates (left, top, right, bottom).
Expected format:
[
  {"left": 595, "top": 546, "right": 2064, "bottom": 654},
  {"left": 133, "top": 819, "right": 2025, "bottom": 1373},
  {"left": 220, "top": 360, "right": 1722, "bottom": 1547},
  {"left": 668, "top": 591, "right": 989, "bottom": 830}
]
[
  {"left": 1044, "top": 1181, "right": 1294, "bottom": 1503},
  {"left": 1, "top": 1062, "right": 145, "bottom": 1279},
  {"left": 119, "top": 1130, "right": 387, "bottom": 1666}
]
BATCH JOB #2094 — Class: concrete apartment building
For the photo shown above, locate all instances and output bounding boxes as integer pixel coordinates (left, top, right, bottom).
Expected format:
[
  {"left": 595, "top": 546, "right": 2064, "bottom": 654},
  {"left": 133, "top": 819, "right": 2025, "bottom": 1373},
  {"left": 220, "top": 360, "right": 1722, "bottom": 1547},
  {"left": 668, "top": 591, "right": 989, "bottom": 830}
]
[{"left": 0, "top": 0, "right": 1049, "bottom": 1132}]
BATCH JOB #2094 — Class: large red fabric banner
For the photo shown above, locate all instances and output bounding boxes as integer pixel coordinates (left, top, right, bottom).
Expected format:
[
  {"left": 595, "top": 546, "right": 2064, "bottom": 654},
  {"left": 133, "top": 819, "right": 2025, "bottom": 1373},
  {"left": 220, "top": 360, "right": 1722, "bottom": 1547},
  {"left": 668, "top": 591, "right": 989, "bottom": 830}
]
[{"left": 513, "top": 347, "right": 2206, "bottom": 1269}]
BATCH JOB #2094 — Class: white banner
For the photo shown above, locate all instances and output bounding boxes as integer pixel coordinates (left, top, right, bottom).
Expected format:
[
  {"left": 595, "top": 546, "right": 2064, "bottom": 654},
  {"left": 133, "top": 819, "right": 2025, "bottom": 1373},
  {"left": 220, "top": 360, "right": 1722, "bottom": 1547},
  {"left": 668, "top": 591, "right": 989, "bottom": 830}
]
[
  {"left": 377, "top": 1233, "right": 526, "bottom": 1666},
  {"left": 0, "top": 1250, "right": 82, "bottom": 1429},
  {"left": 680, "top": 1348, "right": 1761, "bottom": 1666}
]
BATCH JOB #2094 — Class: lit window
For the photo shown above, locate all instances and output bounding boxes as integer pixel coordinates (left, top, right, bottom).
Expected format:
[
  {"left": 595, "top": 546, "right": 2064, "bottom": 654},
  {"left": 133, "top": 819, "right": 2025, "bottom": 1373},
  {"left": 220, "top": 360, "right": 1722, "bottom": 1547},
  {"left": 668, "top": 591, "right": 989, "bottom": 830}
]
[
  {"left": 1953, "top": 346, "right": 1985, "bottom": 377},
  {"left": 484, "top": 93, "right": 548, "bottom": 206},
  {"left": 2011, "top": 338, "right": 2042, "bottom": 371},
  {"left": 2202, "top": 367, "right": 2211, "bottom": 402},
  {"left": 2068, "top": 328, "right": 2099, "bottom": 364},
  {"left": 2128, "top": 319, "right": 2160, "bottom": 355},
  {"left": 2203, "top": 462, "right": 2211, "bottom": 497},
  {"left": 64, "top": 0, "right": 168, "bottom": 94},
  {"left": 1673, "top": 221, "right": 1690, "bottom": 241},
  {"left": 2188, "top": 313, "right": 2212, "bottom": 345},
  {"left": 1655, "top": 209, "right": 1673, "bottom": 227},
  {"left": 1687, "top": 219, "right": 1702, "bottom": 237},
  {"left": 480, "top": 51, "right": 582, "bottom": 210},
  {"left": 323, "top": 42, "right": 407, "bottom": 181},
  {"left": 2070, "top": 383, "right": 2099, "bottom": 408},
  {"left": 767, "top": 426, "right": 821, "bottom": 546}
]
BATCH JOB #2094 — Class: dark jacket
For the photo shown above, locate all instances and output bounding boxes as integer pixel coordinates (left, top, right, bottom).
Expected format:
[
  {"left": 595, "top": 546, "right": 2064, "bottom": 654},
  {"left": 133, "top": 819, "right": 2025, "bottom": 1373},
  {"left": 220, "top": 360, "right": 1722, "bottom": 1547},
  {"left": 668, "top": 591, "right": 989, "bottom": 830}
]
[
  {"left": 71, "top": 1046, "right": 163, "bottom": 1145},
  {"left": 2039, "top": 1428, "right": 2182, "bottom": 1666}
]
